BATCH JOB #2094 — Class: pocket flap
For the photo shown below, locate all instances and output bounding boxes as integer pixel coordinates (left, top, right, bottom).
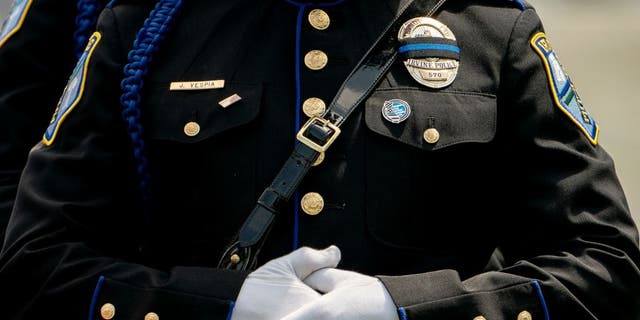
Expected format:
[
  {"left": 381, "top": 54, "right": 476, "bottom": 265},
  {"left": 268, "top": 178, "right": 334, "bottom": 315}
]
[
  {"left": 144, "top": 82, "right": 262, "bottom": 143},
  {"left": 364, "top": 89, "right": 497, "bottom": 150}
]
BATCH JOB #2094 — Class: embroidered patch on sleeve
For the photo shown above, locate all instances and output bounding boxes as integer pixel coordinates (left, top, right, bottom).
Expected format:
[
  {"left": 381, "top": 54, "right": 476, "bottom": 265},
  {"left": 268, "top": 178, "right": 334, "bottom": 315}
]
[
  {"left": 0, "top": 0, "right": 34, "bottom": 48},
  {"left": 43, "top": 32, "right": 102, "bottom": 146},
  {"left": 531, "top": 32, "right": 599, "bottom": 145}
]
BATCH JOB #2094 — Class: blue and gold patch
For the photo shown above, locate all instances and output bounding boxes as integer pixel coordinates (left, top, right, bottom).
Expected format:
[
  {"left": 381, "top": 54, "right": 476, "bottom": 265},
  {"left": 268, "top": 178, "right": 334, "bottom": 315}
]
[
  {"left": 0, "top": 0, "right": 33, "bottom": 48},
  {"left": 531, "top": 32, "right": 599, "bottom": 145},
  {"left": 43, "top": 32, "right": 102, "bottom": 146}
]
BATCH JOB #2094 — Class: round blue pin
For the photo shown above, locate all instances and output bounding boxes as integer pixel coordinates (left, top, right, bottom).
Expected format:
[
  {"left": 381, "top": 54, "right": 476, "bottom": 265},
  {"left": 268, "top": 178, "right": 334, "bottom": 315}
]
[{"left": 382, "top": 99, "right": 411, "bottom": 124}]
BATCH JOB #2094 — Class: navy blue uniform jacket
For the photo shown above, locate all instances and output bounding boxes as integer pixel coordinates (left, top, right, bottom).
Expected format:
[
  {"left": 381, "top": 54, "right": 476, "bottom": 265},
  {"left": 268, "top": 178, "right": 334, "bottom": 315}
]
[{"left": 1, "top": 0, "right": 639, "bottom": 319}]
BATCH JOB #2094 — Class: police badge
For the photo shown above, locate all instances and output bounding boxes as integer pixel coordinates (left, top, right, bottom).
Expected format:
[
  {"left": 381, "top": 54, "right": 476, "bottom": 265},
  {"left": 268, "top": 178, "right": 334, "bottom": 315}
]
[{"left": 398, "top": 17, "right": 460, "bottom": 89}]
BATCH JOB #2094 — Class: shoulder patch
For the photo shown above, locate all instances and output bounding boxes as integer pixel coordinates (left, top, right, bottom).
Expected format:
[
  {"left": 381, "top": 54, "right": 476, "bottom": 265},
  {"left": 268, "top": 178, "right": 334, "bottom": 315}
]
[
  {"left": 531, "top": 32, "right": 599, "bottom": 145},
  {"left": 43, "top": 32, "right": 102, "bottom": 146},
  {"left": 0, "top": 0, "right": 33, "bottom": 48}
]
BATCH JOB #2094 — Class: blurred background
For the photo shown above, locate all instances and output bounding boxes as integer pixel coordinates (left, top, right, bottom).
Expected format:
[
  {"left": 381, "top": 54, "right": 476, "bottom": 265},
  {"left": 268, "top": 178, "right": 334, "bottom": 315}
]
[
  {"left": 0, "top": 1, "right": 638, "bottom": 227},
  {"left": 534, "top": 0, "right": 640, "bottom": 227}
]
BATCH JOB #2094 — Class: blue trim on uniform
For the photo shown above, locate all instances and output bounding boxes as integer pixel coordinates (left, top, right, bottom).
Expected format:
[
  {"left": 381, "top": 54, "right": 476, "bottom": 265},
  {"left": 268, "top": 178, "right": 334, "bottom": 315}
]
[
  {"left": 291, "top": 3, "right": 308, "bottom": 250},
  {"left": 398, "top": 43, "right": 460, "bottom": 55},
  {"left": 532, "top": 280, "right": 550, "bottom": 320},
  {"left": 398, "top": 307, "right": 408, "bottom": 320},
  {"left": 513, "top": 0, "right": 526, "bottom": 10},
  {"left": 88, "top": 276, "right": 105, "bottom": 320},
  {"left": 293, "top": 4, "right": 306, "bottom": 136},
  {"left": 226, "top": 301, "right": 235, "bottom": 320}
]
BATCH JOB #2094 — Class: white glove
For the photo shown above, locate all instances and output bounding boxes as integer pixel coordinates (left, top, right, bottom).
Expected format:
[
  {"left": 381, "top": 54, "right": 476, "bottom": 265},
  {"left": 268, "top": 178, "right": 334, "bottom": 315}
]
[
  {"left": 282, "top": 268, "right": 400, "bottom": 320},
  {"left": 231, "top": 246, "right": 342, "bottom": 320}
]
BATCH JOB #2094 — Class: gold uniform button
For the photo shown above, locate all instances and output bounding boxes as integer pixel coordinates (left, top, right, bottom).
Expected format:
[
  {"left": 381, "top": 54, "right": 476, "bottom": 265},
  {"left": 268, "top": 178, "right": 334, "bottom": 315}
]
[
  {"left": 230, "top": 254, "right": 241, "bottom": 265},
  {"left": 518, "top": 311, "right": 533, "bottom": 320},
  {"left": 301, "top": 192, "right": 324, "bottom": 215},
  {"left": 473, "top": 317, "right": 487, "bottom": 320},
  {"left": 100, "top": 303, "right": 116, "bottom": 320},
  {"left": 144, "top": 312, "right": 160, "bottom": 320},
  {"left": 304, "top": 50, "right": 328, "bottom": 70},
  {"left": 423, "top": 128, "right": 440, "bottom": 144},
  {"left": 308, "top": 9, "right": 330, "bottom": 30},
  {"left": 303, "top": 97, "right": 326, "bottom": 118},
  {"left": 312, "top": 152, "right": 325, "bottom": 167},
  {"left": 145, "top": 312, "right": 160, "bottom": 320},
  {"left": 184, "top": 121, "right": 201, "bottom": 137}
]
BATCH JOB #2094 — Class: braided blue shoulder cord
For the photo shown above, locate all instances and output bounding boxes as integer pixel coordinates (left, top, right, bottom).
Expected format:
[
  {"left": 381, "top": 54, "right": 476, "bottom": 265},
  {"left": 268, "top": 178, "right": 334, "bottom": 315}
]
[
  {"left": 120, "top": 0, "right": 184, "bottom": 219},
  {"left": 74, "top": 0, "right": 105, "bottom": 58}
]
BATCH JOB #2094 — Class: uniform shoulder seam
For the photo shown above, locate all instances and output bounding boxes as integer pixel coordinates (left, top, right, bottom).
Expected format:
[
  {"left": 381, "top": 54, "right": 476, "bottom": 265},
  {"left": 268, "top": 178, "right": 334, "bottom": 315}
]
[{"left": 516, "top": 0, "right": 536, "bottom": 11}]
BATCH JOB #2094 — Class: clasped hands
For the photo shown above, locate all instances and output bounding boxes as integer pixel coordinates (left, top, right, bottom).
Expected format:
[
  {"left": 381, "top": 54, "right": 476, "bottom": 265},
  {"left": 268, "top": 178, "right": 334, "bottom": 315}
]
[{"left": 231, "top": 246, "right": 399, "bottom": 320}]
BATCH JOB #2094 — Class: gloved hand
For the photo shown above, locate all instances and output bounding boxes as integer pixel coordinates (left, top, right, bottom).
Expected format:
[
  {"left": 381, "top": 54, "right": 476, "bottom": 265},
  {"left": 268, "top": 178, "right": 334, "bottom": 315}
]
[
  {"left": 231, "top": 246, "right": 342, "bottom": 320},
  {"left": 282, "top": 268, "right": 400, "bottom": 320}
]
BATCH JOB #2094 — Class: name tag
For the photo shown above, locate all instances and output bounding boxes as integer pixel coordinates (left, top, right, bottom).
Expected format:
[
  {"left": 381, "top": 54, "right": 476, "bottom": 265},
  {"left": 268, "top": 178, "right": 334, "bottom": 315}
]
[{"left": 169, "top": 80, "right": 225, "bottom": 91}]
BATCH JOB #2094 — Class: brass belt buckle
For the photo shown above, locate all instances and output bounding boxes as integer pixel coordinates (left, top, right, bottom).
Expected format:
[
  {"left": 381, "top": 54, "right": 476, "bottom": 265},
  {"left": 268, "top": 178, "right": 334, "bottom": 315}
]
[{"left": 296, "top": 116, "right": 341, "bottom": 152}]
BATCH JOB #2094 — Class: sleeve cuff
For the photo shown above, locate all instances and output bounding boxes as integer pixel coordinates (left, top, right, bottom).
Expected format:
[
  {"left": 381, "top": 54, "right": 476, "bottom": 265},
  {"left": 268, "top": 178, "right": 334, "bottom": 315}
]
[
  {"left": 379, "top": 271, "right": 549, "bottom": 320},
  {"left": 89, "top": 268, "right": 249, "bottom": 320}
]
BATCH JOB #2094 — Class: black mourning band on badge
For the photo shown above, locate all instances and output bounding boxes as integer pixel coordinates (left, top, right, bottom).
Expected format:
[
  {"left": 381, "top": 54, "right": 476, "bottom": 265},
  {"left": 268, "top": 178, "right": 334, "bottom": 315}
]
[{"left": 398, "top": 37, "right": 460, "bottom": 60}]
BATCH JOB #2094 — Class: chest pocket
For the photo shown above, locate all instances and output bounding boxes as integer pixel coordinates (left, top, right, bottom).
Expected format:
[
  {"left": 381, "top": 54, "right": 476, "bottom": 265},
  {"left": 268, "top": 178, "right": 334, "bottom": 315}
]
[
  {"left": 364, "top": 88, "right": 496, "bottom": 150},
  {"left": 144, "top": 82, "right": 262, "bottom": 142},
  {"left": 363, "top": 88, "right": 498, "bottom": 251},
  {"left": 140, "top": 82, "right": 263, "bottom": 260}
]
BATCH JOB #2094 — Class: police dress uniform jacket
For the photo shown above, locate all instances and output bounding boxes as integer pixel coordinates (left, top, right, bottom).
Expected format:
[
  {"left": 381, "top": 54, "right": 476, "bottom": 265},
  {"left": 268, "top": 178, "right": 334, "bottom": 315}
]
[
  {"left": 0, "top": 0, "right": 104, "bottom": 248},
  {"left": 1, "top": 0, "right": 639, "bottom": 319}
]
